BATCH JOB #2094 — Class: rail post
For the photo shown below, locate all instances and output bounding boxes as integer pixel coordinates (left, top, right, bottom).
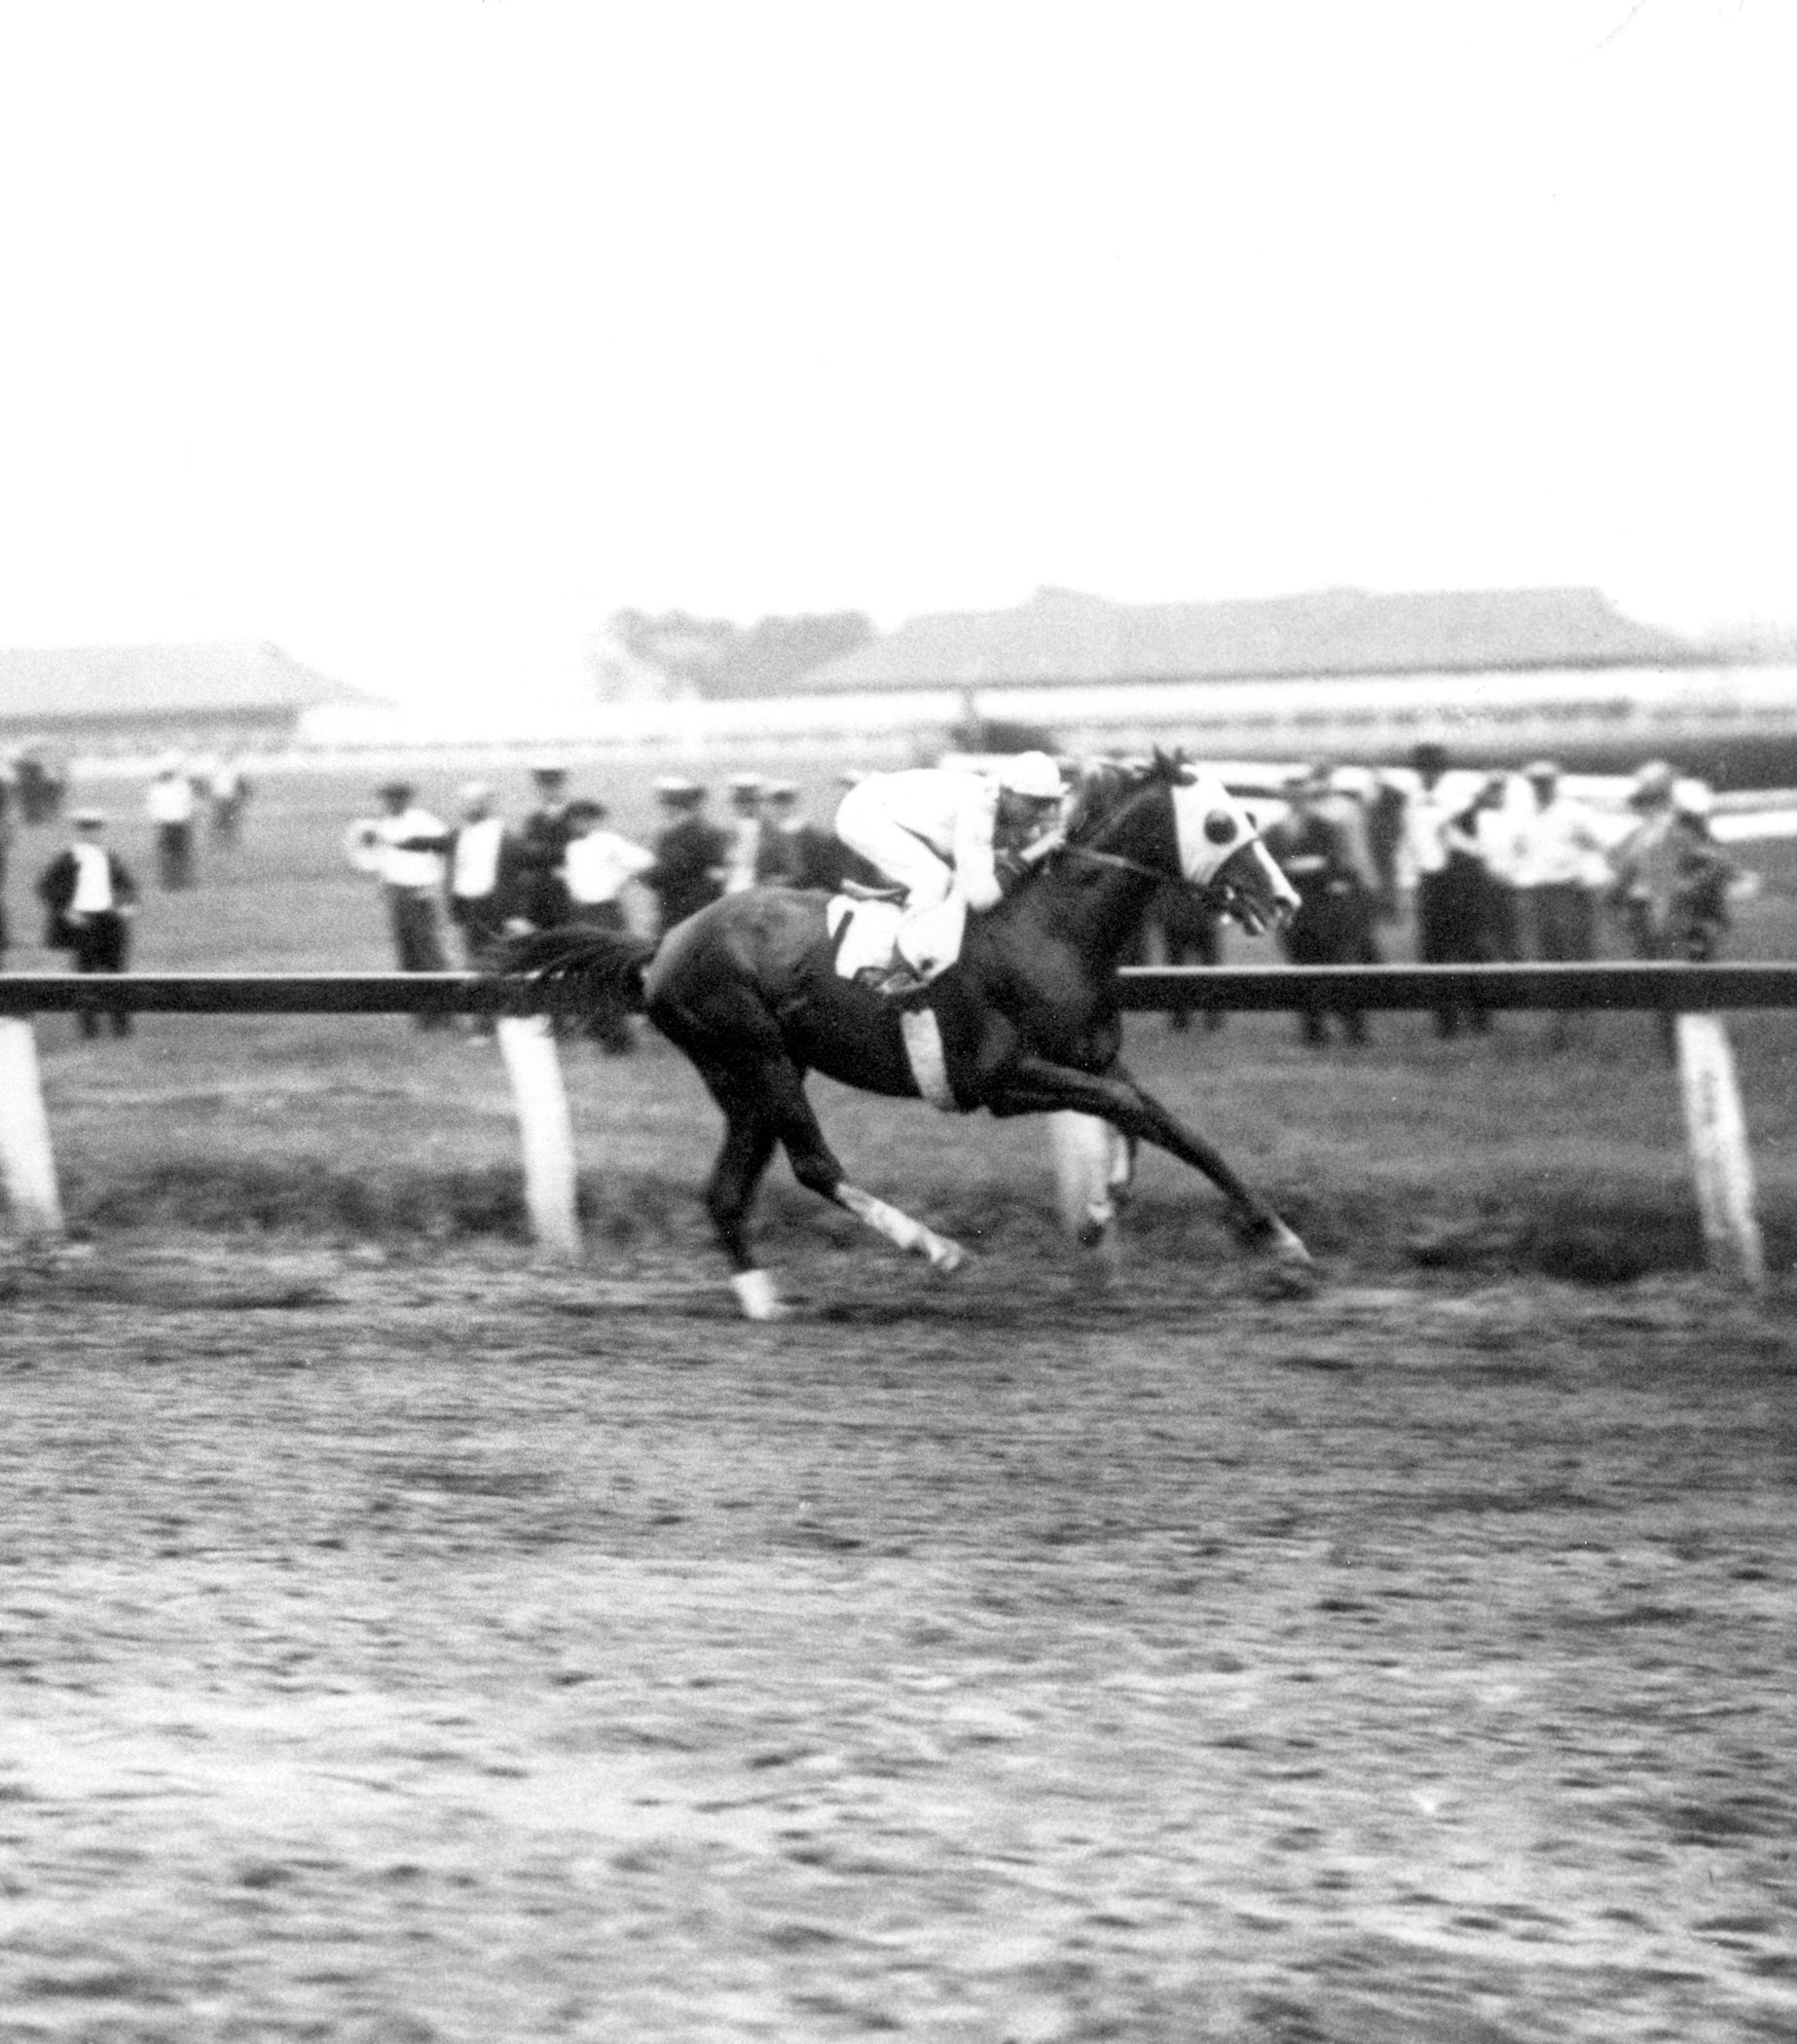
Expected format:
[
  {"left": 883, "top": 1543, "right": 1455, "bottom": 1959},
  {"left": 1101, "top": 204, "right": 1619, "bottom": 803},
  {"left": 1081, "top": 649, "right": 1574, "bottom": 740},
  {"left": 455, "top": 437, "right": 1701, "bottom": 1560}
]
[
  {"left": 0, "top": 1019, "right": 64, "bottom": 1239},
  {"left": 495, "top": 1015, "right": 582, "bottom": 1260},
  {"left": 1674, "top": 1013, "right": 1766, "bottom": 1291}
]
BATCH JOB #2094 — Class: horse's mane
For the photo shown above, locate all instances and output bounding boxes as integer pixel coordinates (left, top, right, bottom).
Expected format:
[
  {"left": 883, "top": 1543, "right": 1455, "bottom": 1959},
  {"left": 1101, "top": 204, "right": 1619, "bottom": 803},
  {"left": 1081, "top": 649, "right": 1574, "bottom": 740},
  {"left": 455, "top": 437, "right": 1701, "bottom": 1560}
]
[{"left": 1063, "top": 748, "right": 1190, "bottom": 847}]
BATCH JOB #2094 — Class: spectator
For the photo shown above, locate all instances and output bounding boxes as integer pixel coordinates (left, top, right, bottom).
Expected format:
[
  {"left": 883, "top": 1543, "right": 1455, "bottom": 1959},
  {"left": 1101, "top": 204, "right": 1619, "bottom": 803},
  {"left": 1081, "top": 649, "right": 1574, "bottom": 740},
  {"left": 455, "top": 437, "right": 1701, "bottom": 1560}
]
[
  {"left": 1611, "top": 768, "right": 1739, "bottom": 958},
  {"left": 750, "top": 781, "right": 808, "bottom": 885},
  {"left": 37, "top": 809, "right": 139, "bottom": 1039},
  {"left": 561, "top": 797, "right": 655, "bottom": 1054},
  {"left": 1447, "top": 772, "right": 1528, "bottom": 980},
  {"left": 202, "top": 753, "right": 252, "bottom": 845},
  {"left": 562, "top": 797, "right": 655, "bottom": 934},
  {"left": 147, "top": 755, "right": 200, "bottom": 890},
  {"left": 394, "top": 781, "right": 525, "bottom": 1038},
  {"left": 1400, "top": 741, "right": 1483, "bottom": 1037},
  {"left": 1513, "top": 758, "right": 1608, "bottom": 1050},
  {"left": 1264, "top": 766, "right": 1377, "bottom": 1047},
  {"left": 644, "top": 779, "right": 729, "bottom": 935},
  {"left": 14, "top": 748, "right": 66, "bottom": 825},
  {"left": 1514, "top": 760, "right": 1606, "bottom": 962},
  {"left": 345, "top": 780, "right": 452, "bottom": 1029},
  {"left": 515, "top": 762, "right": 578, "bottom": 932},
  {"left": 721, "top": 773, "right": 767, "bottom": 894}
]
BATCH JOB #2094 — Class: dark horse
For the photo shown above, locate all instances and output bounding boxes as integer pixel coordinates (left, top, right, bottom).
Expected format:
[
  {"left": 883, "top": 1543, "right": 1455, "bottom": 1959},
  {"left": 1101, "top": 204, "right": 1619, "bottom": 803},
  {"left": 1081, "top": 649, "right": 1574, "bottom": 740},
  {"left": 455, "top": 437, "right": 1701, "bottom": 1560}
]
[{"left": 504, "top": 755, "right": 1310, "bottom": 1317}]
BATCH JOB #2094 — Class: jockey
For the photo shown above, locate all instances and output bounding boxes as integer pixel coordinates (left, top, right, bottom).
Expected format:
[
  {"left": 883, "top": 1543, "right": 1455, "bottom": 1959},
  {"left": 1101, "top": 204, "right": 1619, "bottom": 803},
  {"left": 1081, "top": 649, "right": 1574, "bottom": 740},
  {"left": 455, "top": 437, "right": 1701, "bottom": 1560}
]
[{"left": 832, "top": 750, "right": 1067, "bottom": 993}]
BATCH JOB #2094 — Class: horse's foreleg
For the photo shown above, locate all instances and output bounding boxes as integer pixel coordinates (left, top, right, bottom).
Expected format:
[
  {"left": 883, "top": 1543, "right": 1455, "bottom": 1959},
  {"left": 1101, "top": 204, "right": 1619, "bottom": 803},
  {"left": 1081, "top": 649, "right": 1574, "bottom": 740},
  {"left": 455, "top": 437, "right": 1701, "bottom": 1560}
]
[{"left": 990, "top": 1052, "right": 1310, "bottom": 1267}]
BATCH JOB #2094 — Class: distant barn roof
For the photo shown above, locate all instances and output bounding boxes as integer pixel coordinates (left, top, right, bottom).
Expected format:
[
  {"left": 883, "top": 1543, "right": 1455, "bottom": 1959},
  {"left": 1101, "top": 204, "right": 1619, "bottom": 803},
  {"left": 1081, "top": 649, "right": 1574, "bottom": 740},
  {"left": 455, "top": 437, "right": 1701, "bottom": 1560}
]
[
  {"left": 0, "top": 640, "right": 358, "bottom": 725},
  {"left": 791, "top": 586, "right": 1701, "bottom": 694}
]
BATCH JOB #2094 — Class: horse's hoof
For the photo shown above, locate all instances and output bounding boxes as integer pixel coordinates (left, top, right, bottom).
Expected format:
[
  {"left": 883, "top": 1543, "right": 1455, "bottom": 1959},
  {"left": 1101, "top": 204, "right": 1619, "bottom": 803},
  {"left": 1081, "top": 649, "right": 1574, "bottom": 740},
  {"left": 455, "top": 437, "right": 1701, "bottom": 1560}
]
[
  {"left": 1265, "top": 1221, "right": 1313, "bottom": 1268},
  {"left": 731, "top": 1269, "right": 792, "bottom": 1321},
  {"left": 925, "top": 1235, "right": 969, "bottom": 1275}
]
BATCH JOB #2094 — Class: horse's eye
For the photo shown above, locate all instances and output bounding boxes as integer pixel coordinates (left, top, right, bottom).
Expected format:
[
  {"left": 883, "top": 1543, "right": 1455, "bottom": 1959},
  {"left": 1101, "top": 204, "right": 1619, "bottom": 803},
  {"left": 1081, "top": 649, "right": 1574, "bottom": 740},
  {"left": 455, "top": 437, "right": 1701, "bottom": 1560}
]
[{"left": 1203, "top": 811, "right": 1237, "bottom": 845}]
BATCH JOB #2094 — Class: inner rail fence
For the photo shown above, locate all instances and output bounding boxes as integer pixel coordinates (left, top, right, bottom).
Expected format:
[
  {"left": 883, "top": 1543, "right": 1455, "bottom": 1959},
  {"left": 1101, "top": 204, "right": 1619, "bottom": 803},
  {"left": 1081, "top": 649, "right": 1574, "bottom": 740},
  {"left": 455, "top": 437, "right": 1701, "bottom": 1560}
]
[{"left": 2, "top": 963, "right": 1789, "bottom": 1289}]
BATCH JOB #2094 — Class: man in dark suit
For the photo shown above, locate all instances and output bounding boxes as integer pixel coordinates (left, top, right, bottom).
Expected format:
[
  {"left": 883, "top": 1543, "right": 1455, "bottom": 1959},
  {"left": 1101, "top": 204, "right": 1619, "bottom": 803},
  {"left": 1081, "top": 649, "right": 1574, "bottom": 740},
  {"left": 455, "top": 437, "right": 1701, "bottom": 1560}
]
[
  {"left": 514, "top": 762, "right": 579, "bottom": 931},
  {"left": 761, "top": 782, "right": 862, "bottom": 891},
  {"left": 1265, "top": 767, "right": 1379, "bottom": 1047},
  {"left": 643, "top": 779, "right": 729, "bottom": 936},
  {"left": 37, "top": 809, "right": 140, "bottom": 1039}
]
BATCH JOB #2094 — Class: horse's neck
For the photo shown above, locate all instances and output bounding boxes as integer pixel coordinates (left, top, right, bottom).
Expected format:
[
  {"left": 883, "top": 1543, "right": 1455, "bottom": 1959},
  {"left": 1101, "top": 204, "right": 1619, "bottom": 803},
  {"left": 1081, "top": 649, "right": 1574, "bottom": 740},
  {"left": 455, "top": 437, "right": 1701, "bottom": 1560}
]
[{"left": 1021, "top": 847, "right": 1160, "bottom": 971}]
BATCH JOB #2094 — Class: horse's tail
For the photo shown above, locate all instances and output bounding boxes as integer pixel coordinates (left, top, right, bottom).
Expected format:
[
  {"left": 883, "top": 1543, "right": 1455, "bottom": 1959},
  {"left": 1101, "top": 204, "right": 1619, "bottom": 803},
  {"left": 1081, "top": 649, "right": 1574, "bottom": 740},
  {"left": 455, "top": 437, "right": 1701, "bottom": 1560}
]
[{"left": 497, "top": 926, "right": 657, "bottom": 1023}]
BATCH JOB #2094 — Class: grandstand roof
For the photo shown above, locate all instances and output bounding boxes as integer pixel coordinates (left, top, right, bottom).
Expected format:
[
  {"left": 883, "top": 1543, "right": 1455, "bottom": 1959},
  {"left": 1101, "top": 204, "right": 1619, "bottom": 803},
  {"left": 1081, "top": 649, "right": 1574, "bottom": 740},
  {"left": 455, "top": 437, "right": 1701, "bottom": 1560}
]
[
  {"left": 0, "top": 640, "right": 360, "bottom": 726},
  {"left": 789, "top": 586, "right": 1702, "bottom": 694}
]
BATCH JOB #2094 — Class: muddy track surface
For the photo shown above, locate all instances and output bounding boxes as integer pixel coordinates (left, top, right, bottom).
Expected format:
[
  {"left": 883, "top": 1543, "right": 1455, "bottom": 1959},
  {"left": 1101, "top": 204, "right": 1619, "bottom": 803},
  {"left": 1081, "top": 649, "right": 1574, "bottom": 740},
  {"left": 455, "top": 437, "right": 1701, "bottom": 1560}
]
[{"left": 2, "top": 1242, "right": 1795, "bottom": 2043}]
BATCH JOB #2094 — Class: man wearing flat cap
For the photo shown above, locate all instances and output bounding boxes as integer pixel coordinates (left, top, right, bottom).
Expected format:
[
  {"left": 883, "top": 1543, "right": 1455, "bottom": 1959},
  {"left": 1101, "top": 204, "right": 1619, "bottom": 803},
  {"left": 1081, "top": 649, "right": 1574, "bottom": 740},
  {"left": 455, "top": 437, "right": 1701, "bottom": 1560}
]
[
  {"left": 37, "top": 809, "right": 140, "bottom": 1039},
  {"left": 644, "top": 778, "right": 729, "bottom": 936}
]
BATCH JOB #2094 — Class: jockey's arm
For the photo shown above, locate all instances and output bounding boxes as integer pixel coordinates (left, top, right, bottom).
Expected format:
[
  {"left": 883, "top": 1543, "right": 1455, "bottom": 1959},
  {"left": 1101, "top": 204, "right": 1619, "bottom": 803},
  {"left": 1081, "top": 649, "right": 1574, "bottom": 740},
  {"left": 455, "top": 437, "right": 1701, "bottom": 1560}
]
[{"left": 953, "top": 778, "right": 1004, "bottom": 912}]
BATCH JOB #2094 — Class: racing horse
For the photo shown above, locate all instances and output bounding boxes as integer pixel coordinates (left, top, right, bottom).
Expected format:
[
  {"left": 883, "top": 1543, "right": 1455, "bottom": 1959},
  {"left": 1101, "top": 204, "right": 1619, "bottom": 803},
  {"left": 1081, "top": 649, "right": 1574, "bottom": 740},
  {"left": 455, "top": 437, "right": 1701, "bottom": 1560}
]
[{"left": 503, "top": 754, "right": 1310, "bottom": 1318}]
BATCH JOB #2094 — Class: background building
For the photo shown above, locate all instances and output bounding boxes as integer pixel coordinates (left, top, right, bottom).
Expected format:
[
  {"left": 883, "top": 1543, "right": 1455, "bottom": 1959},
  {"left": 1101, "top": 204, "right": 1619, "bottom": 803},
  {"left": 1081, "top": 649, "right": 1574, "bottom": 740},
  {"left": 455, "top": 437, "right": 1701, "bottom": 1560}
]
[{"left": 0, "top": 641, "right": 361, "bottom": 758}]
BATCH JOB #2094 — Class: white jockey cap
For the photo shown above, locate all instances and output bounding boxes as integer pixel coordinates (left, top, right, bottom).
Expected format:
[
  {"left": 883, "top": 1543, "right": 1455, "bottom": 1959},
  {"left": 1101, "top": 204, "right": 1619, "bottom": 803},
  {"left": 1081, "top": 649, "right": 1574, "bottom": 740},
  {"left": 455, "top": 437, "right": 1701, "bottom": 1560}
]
[
  {"left": 993, "top": 750, "right": 1064, "bottom": 799},
  {"left": 1673, "top": 776, "right": 1713, "bottom": 817}
]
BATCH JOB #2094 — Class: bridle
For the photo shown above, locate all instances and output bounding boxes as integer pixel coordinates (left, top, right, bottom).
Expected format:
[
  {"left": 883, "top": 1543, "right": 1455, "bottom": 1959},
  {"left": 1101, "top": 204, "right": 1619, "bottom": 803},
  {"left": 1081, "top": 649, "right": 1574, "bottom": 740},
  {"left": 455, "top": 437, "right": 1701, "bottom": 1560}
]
[{"left": 1052, "top": 837, "right": 1272, "bottom": 929}]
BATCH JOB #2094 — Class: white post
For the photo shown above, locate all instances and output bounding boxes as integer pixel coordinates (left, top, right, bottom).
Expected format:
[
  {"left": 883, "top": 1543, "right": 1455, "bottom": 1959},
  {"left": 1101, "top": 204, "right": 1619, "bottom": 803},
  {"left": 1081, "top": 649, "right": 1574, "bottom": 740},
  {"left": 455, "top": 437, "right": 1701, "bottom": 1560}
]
[
  {"left": 496, "top": 1014, "right": 581, "bottom": 1261},
  {"left": 0, "top": 1018, "right": 64, "bottom": 1238},
  {"left": 1675, "top": 1012, "right": 1766, "bottom": 1291}
]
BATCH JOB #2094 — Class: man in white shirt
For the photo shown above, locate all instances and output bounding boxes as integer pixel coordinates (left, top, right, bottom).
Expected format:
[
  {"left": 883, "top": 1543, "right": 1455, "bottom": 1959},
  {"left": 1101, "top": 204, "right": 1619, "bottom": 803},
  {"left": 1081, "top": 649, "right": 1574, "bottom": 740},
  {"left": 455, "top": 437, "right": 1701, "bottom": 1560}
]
[
  {"left": 560, "top": 797, "right": 656, "bottom": 1053},
  {"left": 430, "top": 783, "right": 522, "bottom": 1034},
  {"left": 561, "top": 798, "right": 654, "bottom": 933},
  {"left": 345, "top": 780, "right": 452, "bottom": 1027},
  {"left": 146, "top": 756, "right": 199, "bottom": 891},
  {"left": 1513, "top": 759, "right": 1607, "bottom": 963},
  {"left": 1398, "top": 742, "right": 1485, "bottom": 1038},
  {"left": 36, "top": 810, "right": 140, "bottom": 1039}
]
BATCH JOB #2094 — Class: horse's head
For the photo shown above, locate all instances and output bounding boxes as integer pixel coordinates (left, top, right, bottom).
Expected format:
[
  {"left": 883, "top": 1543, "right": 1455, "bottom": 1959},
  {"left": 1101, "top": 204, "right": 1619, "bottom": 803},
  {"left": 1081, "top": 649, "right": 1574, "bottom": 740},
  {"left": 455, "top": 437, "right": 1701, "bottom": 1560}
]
[
  {"left": 1166, "top": 769, "right": 1301, "bottom": 935},
  {"left": 1067, "top": 752, "right": 1301, "bottom": 935}
]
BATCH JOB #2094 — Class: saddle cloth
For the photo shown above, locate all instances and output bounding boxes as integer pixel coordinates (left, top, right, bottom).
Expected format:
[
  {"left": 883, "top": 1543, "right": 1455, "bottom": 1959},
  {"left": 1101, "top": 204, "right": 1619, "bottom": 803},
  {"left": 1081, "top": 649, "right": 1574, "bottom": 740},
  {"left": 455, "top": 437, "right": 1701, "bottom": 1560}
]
[
  {"left": 826, "top": 893, "right": 968, "bottom": 982},
  {"left": 823, "top": 895, "right": 963, "bottom": 1113}
]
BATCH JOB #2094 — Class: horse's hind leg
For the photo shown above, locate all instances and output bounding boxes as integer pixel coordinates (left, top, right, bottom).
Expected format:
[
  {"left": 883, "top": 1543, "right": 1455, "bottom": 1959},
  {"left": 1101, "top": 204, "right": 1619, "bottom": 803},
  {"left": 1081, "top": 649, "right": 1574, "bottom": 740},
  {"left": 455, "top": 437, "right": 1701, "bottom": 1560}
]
[
  {"left": 761, "top": 1058, "right": 968, "bottom": 1275},
  {"left": 686, "top": 1030, "right": 963, "bottom": 1318},
  {"left": 704, "top": 1104, "right": 785, "bottom": 1318}
]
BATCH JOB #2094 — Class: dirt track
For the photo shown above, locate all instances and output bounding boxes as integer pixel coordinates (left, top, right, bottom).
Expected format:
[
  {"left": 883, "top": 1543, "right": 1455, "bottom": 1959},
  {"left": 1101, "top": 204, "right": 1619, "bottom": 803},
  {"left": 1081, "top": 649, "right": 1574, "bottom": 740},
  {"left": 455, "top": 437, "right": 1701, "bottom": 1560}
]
[{"left": 3, "top": 1241, "right": 1795, "bottom": 2043}]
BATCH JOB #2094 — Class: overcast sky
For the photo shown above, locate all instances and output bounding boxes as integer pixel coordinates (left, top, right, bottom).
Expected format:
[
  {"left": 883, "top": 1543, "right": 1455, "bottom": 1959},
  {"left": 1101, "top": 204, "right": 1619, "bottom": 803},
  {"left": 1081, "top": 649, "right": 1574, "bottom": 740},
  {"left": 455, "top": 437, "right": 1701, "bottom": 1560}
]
[{"left": 1, "top": 0, "right": 1791, "bottom": 705}]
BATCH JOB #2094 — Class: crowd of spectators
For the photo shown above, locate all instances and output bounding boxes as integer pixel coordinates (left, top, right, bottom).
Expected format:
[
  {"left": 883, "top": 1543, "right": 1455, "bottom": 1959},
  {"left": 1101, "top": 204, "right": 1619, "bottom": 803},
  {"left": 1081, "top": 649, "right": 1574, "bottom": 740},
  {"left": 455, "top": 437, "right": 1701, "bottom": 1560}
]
[
  {"left": 1258, "top": 743, "right": 1741, "bottom": 1049},
  {"left": 0, "top": 742, "right": 1745, "bottom": 1054}
]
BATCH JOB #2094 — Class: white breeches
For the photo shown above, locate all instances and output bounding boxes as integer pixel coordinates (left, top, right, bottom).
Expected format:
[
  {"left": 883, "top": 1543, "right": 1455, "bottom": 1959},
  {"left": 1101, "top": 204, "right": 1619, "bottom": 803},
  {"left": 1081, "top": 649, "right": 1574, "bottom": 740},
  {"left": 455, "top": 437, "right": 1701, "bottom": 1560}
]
[{"left": 833, "top": 793, "right": 955, "bottom": 908}]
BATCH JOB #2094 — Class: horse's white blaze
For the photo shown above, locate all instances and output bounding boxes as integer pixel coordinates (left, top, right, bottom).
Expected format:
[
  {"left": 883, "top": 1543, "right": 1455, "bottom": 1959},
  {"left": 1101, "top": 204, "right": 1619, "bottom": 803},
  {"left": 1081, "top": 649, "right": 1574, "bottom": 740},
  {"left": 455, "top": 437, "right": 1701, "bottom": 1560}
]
[{"left": 731, "top": 1268, "right": 788, "bottom": 1320}]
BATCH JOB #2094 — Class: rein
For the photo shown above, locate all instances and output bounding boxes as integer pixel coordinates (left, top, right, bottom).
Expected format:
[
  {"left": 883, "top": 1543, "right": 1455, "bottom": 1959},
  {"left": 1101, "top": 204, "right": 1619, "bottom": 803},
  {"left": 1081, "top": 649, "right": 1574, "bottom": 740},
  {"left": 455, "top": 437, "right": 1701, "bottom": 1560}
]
[{"left": 1052, "top": 841, "right": 1170, "bottom": 885}]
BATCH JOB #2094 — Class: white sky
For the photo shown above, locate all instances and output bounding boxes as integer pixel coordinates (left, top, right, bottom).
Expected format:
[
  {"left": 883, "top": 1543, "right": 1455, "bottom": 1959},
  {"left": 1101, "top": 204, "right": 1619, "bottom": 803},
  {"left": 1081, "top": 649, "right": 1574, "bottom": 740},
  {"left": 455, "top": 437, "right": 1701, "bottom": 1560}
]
[{"left": 1, "top": 0, "right": 1792, "bottom": 706}]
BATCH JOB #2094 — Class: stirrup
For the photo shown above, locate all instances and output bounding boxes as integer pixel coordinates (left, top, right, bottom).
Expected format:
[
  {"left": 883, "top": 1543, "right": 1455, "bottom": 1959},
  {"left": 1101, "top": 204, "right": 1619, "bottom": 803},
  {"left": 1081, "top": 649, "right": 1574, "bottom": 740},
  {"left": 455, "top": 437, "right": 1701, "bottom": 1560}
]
[{"left": 854, "top": 962, "right": 932, "bottom": 1000}]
